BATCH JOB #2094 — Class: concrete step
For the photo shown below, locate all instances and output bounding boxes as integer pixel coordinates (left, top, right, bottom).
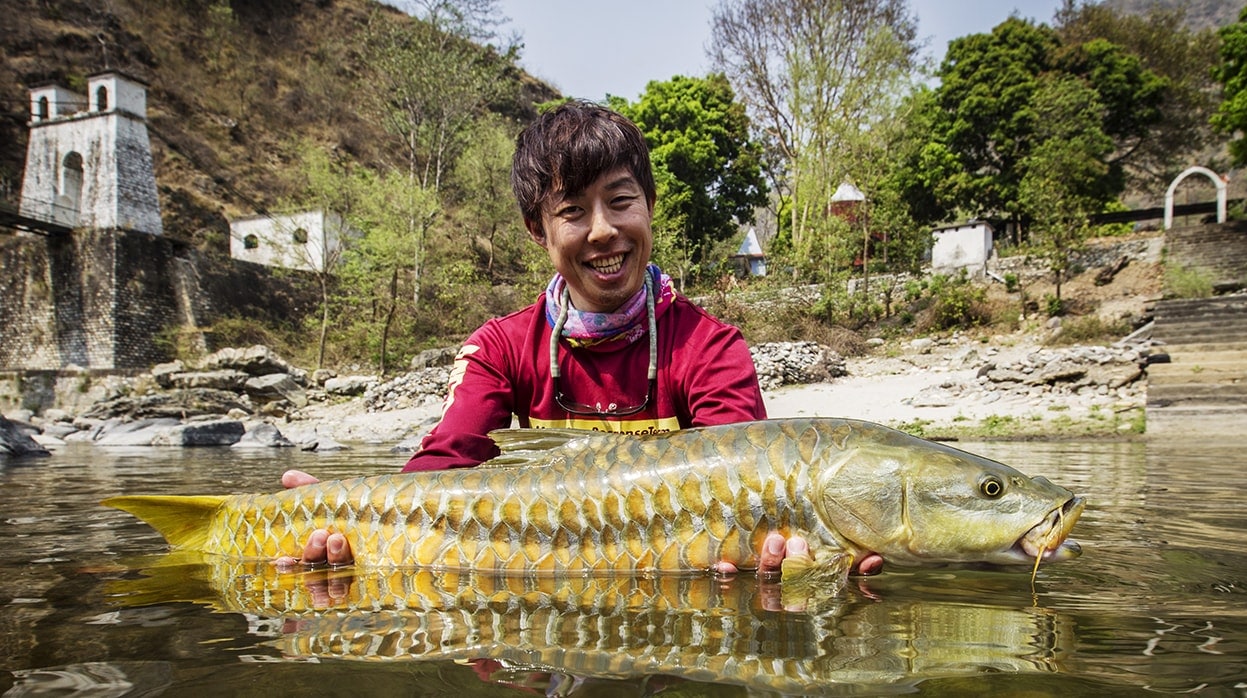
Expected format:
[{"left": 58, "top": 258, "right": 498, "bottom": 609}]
[
  {"left": 1148, "top": 364, "right": 1247, "bottom": 386},
  {"left": 1147, "top": 383, "right": 1247, "bottom": 404},
  {"left": 1150, "top": 341, "right": 1247, "bottom": 354},
  {"left": 1155, "top": 329, "right": 1247, "bottom": 345},
  {"left": 1147, "top": 404, "right": 1247, "bottom": 436}
]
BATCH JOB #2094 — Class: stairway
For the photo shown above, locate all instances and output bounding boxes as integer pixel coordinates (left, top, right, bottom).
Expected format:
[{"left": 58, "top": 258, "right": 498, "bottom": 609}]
[{"left": 1146, "top": 295, "right": 1247, "bottom": 435}]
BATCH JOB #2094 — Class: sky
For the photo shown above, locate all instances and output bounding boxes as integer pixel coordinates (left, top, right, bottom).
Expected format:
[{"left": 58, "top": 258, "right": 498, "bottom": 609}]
[{"left": 495, "top": 0, "right": 1069, "bottom": 102}]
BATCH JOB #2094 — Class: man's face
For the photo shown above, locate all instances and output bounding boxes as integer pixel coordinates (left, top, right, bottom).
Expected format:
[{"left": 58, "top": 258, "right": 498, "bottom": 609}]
[{"left": 529, "top": 167, "right": 654, "bottom": 313}]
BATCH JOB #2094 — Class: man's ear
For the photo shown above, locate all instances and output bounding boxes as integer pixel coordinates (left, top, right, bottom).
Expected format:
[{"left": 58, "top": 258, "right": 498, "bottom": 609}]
[{"left": 525, "top": 219, "right": 547, "bottom": 246}]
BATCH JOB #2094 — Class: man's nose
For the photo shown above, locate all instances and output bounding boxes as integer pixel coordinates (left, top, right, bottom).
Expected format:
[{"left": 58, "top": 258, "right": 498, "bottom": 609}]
[{"left": 587, "top": 202, "right": 618, "bottom": 244}]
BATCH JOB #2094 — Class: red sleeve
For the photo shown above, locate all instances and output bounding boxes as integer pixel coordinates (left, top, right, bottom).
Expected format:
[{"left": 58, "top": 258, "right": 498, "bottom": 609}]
[
  {"left": 401, "top": 324, "right": 515, "bottom": 472},
  {"left": 669, "top": 301, "right": 767, "bottom": 427}
]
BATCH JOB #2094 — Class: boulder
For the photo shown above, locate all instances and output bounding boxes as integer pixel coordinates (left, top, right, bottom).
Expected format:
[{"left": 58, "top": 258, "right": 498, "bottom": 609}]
[
  {"left": 324, "top": 375, "right": 376, "bottom": 396},
  {"left": 200, "top": 345, "right": 308, "bottom": 384},
  {"left": 81, "top": 389, "right": 250, "bottom": 420},
  {"left": 0, "top": 415, "right": 51, "bottom": 458},
  {"left": 231, "top": 423, "right": 295, "bottom": 449},
  {"left": 150, "top": 420, "right": 246, "bottom": 447},
  {"left": 166, "top": 370, "right": 251, "bottom": 391},
  {"left": 410, "top": 346, "right": 459, "bottom": 370},
  {"left": 93, "top": 418, "right": 183, "bottom": 446},
  {"left": 245, "top": 374, "right": 308, "bottom": 408}
]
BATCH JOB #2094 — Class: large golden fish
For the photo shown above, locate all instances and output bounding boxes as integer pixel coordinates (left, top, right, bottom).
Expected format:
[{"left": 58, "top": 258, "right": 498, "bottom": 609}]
[{"left": 103, "top": 418, "right": 1085, "bottom": 581}]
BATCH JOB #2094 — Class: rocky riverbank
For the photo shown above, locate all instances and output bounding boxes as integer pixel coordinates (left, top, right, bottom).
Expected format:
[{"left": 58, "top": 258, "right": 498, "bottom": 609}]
[{"left": 0, "top": 326, "right": 1163, "bottom": 458}]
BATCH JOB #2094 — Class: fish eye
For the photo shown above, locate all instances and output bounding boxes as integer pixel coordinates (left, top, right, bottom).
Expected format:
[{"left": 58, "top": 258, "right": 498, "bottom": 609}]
[{"left": 979, "top": 476, "right": 1004, "bottom": 498}]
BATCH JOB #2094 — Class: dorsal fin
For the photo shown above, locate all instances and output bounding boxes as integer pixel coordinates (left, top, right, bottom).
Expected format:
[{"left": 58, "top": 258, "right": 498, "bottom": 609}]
[{"left": 483, "top": 428, "right": 632, "bottom": 468}]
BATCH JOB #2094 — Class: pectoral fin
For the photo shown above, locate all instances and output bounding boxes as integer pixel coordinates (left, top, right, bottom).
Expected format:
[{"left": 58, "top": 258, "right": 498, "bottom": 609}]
[{"left": 779, "top": 551, "right": 853, "bottom": 608}]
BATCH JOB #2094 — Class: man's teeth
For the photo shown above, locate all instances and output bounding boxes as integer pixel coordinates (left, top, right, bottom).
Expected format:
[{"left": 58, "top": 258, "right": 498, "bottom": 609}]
[{"left": 590, "top": 255, "right": 624, "bottom": 274}]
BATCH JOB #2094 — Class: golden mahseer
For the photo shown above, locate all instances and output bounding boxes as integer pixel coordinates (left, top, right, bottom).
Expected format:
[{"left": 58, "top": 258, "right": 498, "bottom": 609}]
[{"left": 103, "top": 418, "right": 1086, "bottom": 581}]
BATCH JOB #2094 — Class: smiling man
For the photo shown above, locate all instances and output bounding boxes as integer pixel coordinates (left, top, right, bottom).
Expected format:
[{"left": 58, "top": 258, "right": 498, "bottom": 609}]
[{"left": 285, "top": 101, "right": 882, "bottom": 577}]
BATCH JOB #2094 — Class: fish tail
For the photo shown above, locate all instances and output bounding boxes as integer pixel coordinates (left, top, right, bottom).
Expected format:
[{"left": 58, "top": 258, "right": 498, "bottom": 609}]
[{"left": 102, "top": 495, "right": 226, "bottom": 551}]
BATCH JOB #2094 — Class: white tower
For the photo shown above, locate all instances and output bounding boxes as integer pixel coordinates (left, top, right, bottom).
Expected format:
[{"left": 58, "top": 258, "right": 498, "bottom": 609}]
[{"left": 19, "top": 71, "right": 162, "bottom": 235}]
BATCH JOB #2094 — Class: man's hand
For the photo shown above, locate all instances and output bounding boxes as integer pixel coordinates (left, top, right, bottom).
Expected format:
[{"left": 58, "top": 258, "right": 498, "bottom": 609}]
[
  {"left": 278, "top": 470, "right": 355, "bottom": 566},
  {"left": 712, "top": 532, "right": 883, "bottom": 577}
]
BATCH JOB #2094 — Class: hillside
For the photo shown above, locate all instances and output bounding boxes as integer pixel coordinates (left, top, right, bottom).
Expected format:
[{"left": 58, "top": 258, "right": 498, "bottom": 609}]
[{"left": 0, "top": 0, "right": 558, "bottom": 248}]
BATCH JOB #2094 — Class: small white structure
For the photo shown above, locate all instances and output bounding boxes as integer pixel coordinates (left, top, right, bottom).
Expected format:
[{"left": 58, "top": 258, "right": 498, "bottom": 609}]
[
  {"left": 732, "top": 228, "right": 767, "bottom": 276},
  {"left": 931, "top": 220, "right": 994, "bottom": 275},
  {"left": 1164, "top": 166, "right": 1227, "bottom": 230},
  {"left": 229, "top": 210, "right": 348, "bottom": 272},
  {"left": 19, "top": 71, "right": 163, "bottom": 235}
]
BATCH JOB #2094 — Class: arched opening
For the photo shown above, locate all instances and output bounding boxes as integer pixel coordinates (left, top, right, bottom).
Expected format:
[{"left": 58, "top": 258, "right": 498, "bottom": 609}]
[
  {"left": 244, "top": 234, "right": 259, "bottom": 250},
  {"left": 292, "top": 227, "right": 309, "bottom": 244},
  {"left": 1164, "top": 166, "right": 1227, "bottom": 230},
  {"left": 95, "top": 85, "right": 109, "bottom": 112},
  {"left": 57, "top": 152, "right": 84, "bottom": 228},
  {"left": 37, "top": 96, "right": 49, "bottom": 120}
]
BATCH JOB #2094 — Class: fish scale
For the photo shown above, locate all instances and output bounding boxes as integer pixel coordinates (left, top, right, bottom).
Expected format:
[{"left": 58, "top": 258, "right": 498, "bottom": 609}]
[
  {"left": 104, "top": 417, "right": 1086, "bottom": 577},
  {"left": 194, "top": 420, "right": 828, "bottom": 573}
]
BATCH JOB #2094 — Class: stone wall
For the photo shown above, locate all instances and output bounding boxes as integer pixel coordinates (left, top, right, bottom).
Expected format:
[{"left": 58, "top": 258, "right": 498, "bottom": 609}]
[{"left": 0, "top": 228, "right": 317, "bottom": 372}]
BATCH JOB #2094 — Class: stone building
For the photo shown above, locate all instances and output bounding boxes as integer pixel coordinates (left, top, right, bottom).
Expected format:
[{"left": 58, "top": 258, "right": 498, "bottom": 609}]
[
  {"left": 19, "top": 71, "right": 162, "bottom": 235},
  {"left": 230, "top": 210, "right": 348, "bottom": 272}
]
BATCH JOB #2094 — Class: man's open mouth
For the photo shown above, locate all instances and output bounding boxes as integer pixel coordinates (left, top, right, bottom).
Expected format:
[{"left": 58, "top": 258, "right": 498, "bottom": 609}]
[{"left": 588, "top": 254, "right": 625, "bottom": 275}]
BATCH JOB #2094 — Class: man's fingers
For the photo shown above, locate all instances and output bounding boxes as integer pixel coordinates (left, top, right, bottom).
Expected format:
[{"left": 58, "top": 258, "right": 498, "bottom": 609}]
[
  {"left": 301, "top": 528, "right": 329, "bottom": 563},
  {"left": 325, "top": 533, "right": 353, "bottom": 565},
  {"left": 854, "top": 553, "right": 883, "bottom": 576},
  {"left": 757, "top": 532, "right": 787, "bottom": 574},
  {"left": 282, "top": 469, "right": 320, "bottom": 489}
]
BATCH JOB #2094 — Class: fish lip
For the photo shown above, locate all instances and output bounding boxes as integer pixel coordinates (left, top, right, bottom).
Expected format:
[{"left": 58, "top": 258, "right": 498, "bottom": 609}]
[{"left": 1013, "top": 496, "right": 1086, "bottom": 562}]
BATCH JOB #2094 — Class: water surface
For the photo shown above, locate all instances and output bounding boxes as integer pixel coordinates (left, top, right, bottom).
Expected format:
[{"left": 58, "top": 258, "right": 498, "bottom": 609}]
[{"left": 2, "top": 437, "right": 1245, "bottom": 696}]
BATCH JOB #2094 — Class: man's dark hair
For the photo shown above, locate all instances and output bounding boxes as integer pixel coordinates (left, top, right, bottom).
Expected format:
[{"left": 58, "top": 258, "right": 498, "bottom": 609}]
[{"left": 511, "top": 100, "right": 656, "bottom": 230}]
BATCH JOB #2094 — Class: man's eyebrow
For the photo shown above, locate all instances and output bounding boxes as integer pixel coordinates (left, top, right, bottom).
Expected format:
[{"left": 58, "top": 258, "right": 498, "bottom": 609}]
[{"left": 602, "top": 174, "right": 640, "bottom": 190}]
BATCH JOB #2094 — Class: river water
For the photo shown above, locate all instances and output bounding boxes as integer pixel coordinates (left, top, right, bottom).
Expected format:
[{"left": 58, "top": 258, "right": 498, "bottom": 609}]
[{"left": 1, "top": 436, "right": 1245, "bottom": 697}]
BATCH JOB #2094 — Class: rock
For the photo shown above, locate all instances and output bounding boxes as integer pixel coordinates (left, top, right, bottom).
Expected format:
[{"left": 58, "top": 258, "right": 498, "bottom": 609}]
[
  {"left": 0, "top": 415, "right": 51, "bottom": 458},
  {"left": 150, "top": 419, "right": 246, "bottom": 447},
  {"left": 93, "top": 418, "right": 183, "bottom": 446},
  {"left": 151, "top": 360, "right": 186, "bottom": 388},
  {"left": 42, "top": 408, "right": 72, "bottom": 423},
  {"left": 411, "top": 347, "right": 459, "bottom": 370},
  {"left": 311, "top": 369, "right": 336, "bottom": 386},
  {"left": 231, "top": 423, "right": 295, "bottom": 449},
  {"left": 40, "top": 422, "right": 80, "bottom": 439},
  {"left": 200, "top": 345, "right": 307, "bottom": 384},
  {"left": 166, "top": 370, "right": 251, "bottom": 391},
  {"left": 909, "top": 338, "right": 935, "bottom": 354},
  {"left": 324, "top": 375, "right": 376, "bottom": 396},
  {"left": 81, "top": 389, "right": 250, "bottom": 420},
  {"left": 245, "top": 374, "right": 308, "bottom": 408}
]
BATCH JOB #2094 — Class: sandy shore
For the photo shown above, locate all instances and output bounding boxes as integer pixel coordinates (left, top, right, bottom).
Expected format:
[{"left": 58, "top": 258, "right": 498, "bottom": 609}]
[{"left": 291, "top": 330, "right": 1138, "bottom": 446}]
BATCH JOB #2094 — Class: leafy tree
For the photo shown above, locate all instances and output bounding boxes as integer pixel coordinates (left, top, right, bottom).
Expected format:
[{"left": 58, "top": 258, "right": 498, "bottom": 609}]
[
  {"left": 708, "top": 0, "right": 921, "bottom": 282},
  {"left": 1213, "top": 6, "right": 1247, "bottom": 166},
  {"left": 609, "top": 74, "right": 767, "bottom": 279},
  {"left": 927, "top": 17, "right": 1165, "bottom": 240},
  {"left": 1056, "top": 0, "right": 1222, "bottom": 187},
  {"left": 1018, "top": 74, "right": 1114, "bottom": 304}
]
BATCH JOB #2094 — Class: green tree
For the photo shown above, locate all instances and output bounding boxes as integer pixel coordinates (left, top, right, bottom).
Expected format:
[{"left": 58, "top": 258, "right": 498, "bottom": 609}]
[
  {"left": 709, "top": 0, "right": 921, "bottom": 281},
  {"left": 1017, "top": 74, "right": 1114, "bottom": 304},
  {"left": 1056, "top": 0, "right": 1221, "bottom": 188},
  {"left": 609, "top": 74, "right": 767, "bottom": 279},
  {"left": 1213, "top": 6, "right": 1247, "bottom": 166},
  {"left": 928, "top": 17, "right": 1165, "bottom": 239}
]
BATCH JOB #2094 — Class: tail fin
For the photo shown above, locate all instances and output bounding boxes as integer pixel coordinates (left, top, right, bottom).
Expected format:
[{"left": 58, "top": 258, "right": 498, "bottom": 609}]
[{"left": 102, "top": 495, "right": 226, "bottom": 551}]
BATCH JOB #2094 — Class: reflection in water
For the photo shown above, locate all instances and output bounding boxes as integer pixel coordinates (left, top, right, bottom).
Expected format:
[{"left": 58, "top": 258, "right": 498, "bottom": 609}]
[
  {"left": 107, "top": 556, "right": 1074, "bottom": 696},
  {"left": 2, "top": 440, "right": 1246, "bottom": 695}
]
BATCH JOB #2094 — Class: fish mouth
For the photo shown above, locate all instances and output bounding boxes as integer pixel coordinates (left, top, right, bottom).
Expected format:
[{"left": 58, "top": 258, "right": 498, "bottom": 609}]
[{"left": 1014, "top": 496, "right": 1086, "bottom": 562}]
